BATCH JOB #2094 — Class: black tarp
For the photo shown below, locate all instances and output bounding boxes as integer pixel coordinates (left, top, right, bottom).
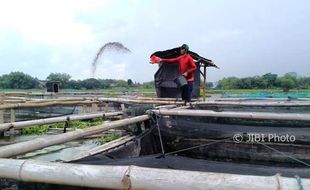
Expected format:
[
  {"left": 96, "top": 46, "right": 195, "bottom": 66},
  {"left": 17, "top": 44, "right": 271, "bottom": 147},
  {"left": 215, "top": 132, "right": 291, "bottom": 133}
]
[{"left": 150, "top": 47, "right": 218, "bottom": 98}]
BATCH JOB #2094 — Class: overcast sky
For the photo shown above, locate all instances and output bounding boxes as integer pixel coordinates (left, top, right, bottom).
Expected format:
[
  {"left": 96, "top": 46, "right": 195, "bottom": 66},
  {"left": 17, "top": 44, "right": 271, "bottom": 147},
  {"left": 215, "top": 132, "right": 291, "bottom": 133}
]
[{"left": 0, "top": 0, "right": 309, "bottom": 83}]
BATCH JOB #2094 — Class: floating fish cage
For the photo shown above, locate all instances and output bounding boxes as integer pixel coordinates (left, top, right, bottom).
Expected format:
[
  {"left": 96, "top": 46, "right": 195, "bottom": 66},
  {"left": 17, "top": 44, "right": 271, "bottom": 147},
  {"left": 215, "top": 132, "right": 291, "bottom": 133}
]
[{"left": 1, "top": 97, "right": 310, "bottom": 189}]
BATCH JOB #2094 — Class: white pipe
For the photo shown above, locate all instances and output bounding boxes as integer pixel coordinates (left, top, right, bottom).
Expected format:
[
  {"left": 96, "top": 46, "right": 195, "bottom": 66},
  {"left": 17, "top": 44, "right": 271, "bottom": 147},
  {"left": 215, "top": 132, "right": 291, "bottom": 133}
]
[
  {"left": 0, "top": 158, "right": 309, "bottom": 190},
  {"left": 0, "top": 111, "right": 123, "bottom": 132},
  {"left": 0, "top": 115, "right": 150, "bottom": 158},
  {"left": 152, "top": 109, "right": 310, "bottom": 121}
]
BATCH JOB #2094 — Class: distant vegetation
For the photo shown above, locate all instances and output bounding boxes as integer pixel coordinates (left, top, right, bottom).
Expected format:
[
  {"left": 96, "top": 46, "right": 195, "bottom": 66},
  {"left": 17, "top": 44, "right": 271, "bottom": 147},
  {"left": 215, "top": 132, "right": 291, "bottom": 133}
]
[
  {"left": 0, "top": 72, "right": 309, "bottom": 92},
  {"left": 0, "top": 72, "right": 153, "bottom": 90},
  {"left": 21, "top": 119, "right": 104, "bottom": 135},
  {"left": 216, "top": 72, "right": 310, "bottom": 92}
]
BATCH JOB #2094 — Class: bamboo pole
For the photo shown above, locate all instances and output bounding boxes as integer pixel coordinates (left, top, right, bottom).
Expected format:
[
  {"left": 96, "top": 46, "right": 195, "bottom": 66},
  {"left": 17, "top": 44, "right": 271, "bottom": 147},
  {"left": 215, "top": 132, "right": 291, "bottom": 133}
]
[
  {"left": 120, "top": 104, "right": 126, "bottom": 111},
  {"left": 152, "top": 109, "right": 310, "bottom": 121},
  {"left": 203, "top": 64, "right": 207, "bottom": 101},
  {"left": 92, "top": 103, "right": 98, "bottom": 113},
  {"left": 194, "top": 101, "right": 310, "bottom": 107},
  {"left": 2, "top": 100, "right": 27, "bottom": 103},
  {"left": 104, "top": 102, "right": 109, "bottom": 112},
  {"left": 0, "top": 93, "right": 4, "bottom": 104},
  {"left": 207, "top": 98, "right": 310, "bottom": 102},
  {"left": 26, "top": 97, "right": 86, "bottom": 103},
  {"left": 0, "top": 100, "right": 99, "bottom": 110},
  {"left": 0, "top": 97, "right": 187, "bottom": 110},
  {"left": 3, "top": 96, "right": 29, "bottom": 100},
  {"left": 0, "top": 158, "right": 309, "bottom": 190},
  {"left": 0, "top": 111, "right": 123, "bottom": 132},
  {"left": 125, "top": 96, "right": 198, "bottom": 101},
  {"left": 170, "top": 105, "right": 191, "bottom": 110},
  {"left": 99, "top": 97, "right": 184, "bottom": 105},
  {"left": 0, "top": 115, "right": 150, "bottom": 158},
  {"left": 0, "top": 110, "right": 3, "bottom": 124},
  {"left": 68, "top": 135, "right": 135, "bottom": 161},
  {"left": 82, "top": 104, "right": 88, "bottom": 113},
  {"left": 10, "top": 109, "right": 15, "bottom": 122},
  {"left": 155, "top": 105, "right": 177, "bottom": 109}
]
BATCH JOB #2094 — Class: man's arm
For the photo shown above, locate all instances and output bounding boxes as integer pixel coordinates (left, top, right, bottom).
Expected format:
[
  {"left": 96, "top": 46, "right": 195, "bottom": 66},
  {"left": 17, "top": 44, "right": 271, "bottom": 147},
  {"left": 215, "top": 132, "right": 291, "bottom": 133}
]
[{"left": 160, "top": 56, "right": 181, "bottom": 63}]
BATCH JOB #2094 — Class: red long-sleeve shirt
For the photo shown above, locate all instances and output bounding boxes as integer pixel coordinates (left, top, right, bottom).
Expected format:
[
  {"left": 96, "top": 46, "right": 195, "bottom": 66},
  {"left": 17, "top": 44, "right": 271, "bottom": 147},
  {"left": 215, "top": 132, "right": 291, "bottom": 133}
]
[{"left": 161, "top": 54, "right": 197, "bottom": 81}]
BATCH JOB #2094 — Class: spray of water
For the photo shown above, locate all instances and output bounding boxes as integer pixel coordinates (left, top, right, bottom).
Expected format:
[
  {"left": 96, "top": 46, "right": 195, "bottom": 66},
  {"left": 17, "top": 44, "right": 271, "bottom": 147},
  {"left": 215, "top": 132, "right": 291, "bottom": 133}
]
[{"left": 91, "top": 42, "right": 131, "bottom": 77}]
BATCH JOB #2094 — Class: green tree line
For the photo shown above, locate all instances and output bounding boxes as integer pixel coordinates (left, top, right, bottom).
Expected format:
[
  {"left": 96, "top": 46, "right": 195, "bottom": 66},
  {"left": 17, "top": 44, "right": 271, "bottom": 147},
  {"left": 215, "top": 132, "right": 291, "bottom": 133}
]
[
  {"left": 216, "top": 72, "right": 310, "bottom": 91},
  {"left": 0, "top": 72, "right": 145, "bottom": 89},
  {"left": 1, "top": 72, "right": 309, "bottom": 91}
]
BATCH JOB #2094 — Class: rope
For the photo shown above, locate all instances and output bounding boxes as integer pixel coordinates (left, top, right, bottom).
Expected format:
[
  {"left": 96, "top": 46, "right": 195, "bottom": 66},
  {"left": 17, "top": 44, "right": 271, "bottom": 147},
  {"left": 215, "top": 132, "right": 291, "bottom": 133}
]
[
  {"left": 294, "top": 175, "right": 304, "bottom": 190},
  {"left": 154, "top": 110, "right": 165, "bottom": 156},
  {"left": 256, "top": 142, "right": 310, "bottom": 167},
  {"left": 164, "top": 137, "right": 231, "bottom": 156}
]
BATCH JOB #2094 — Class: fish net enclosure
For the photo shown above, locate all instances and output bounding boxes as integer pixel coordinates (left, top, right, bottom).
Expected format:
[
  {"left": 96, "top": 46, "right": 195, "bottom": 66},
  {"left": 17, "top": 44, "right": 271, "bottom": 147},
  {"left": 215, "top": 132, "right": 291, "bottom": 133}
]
[
  {"left": 156, "top": 115, "right": 310, "bottom": 164},
  {"left": 3, "top": 110, "right": 309, "bottom": 190},
  {"left": 1, "top": 106, "right": 78, "bottom": 123},
  {"left": 1, "top": 101, "right": 129, "bottom": 123},
  {"left": 1, "top": 102, "right": 310, "bottom": 190}
]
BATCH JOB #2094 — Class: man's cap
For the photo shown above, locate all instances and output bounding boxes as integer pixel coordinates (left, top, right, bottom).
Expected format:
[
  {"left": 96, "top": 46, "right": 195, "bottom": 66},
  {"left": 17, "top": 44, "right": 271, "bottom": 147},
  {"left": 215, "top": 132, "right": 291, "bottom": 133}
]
[{"left": 181, "top": 44, "right": 189, "bottom": 51}]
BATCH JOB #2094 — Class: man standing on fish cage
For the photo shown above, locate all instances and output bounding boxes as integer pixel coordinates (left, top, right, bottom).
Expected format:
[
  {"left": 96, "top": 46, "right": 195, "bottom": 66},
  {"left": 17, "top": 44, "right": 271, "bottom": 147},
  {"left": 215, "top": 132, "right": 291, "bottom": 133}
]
[{"left": 152, "top": 44, "right": 197, "bottom": 105}]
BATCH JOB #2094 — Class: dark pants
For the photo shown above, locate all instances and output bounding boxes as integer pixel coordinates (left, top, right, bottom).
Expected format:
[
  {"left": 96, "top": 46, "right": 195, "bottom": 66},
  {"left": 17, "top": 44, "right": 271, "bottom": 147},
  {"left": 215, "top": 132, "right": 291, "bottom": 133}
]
[{"left": 181, "top": 81, "right": 193, "bottom": 102}]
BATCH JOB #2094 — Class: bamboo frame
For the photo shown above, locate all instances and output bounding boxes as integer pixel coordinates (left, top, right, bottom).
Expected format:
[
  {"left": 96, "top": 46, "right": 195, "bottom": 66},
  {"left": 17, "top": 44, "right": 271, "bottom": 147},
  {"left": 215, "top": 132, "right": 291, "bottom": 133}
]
[
  {"left": 193, "top": 101, "right": 310, "bottom": 107},
  {"left": 0, "top": 158, "right": 309, "bottom": 189},
  {"left": 0, "top": 100, "right": 99, "bottom": 110},
  {"left": 68, "top": 135, "right": 135, "bottom": 161},
  {"left": 0, "top": 110, "right": 3, "bottom": 124},
  {"left": 0, "top": 115, "right": 150, "bottom": 158},
  {"left": 98, "top": 97, "right": 184, "bottom": 105},
  {"left": 0, "top": 111, "right": 123, "bottom": 132},
  {"left": 209, "top": 98, "right": 310, "bottom": 102},
  {"left": 152, "top": 109, "right": 310, "bottom": 121},
  {"left": 0, "top": 97, "right": 188, "bottom": 110},
  {"left": 92, "top": 103, "right": 98, "bottom": 113}
]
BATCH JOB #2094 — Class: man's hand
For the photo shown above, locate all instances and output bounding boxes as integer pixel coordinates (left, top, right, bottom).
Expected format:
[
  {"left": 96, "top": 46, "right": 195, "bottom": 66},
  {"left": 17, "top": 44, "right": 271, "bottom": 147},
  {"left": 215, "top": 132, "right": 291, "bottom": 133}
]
[
  {"left": 150, "top": 55, "right": 162, "bottom": 64},
  {"left": 183, "top": 72, "right": 188, "bottom": 77}
]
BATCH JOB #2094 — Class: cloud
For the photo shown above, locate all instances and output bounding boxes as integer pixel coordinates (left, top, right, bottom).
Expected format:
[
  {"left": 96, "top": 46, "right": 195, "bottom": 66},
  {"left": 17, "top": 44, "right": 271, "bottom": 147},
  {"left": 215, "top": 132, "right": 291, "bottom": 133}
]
[
  {"left": 0, "top": 0, "right": 107, "bottom": 46},
  {"left": 0, "top": 0, "right": 309, "bottom": 83}
]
